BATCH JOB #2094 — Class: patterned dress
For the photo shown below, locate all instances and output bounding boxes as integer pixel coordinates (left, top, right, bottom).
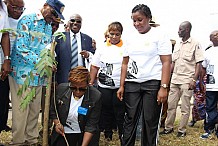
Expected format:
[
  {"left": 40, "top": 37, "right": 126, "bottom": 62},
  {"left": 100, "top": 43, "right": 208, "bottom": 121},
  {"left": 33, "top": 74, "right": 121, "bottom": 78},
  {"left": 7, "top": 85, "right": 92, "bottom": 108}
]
[{"left": 192, "top": 76, "right": 206, "bottom": 121}]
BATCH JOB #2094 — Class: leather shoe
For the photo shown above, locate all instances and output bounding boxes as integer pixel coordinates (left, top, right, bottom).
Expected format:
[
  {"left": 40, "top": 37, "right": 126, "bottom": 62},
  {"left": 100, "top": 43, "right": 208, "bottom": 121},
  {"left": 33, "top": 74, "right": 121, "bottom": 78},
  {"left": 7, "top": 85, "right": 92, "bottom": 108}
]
[
  {"left": 160, "top": 128, "right": 174, "bottom": 135},
  {"left": 188, "top": 120, "right": 196, "bottom": 127},
  {"left": 177, "top": 132, "right": 186, "bottom": 137},
  {"left": 4, "top": 125, "right": 12, "bottom": 132}
]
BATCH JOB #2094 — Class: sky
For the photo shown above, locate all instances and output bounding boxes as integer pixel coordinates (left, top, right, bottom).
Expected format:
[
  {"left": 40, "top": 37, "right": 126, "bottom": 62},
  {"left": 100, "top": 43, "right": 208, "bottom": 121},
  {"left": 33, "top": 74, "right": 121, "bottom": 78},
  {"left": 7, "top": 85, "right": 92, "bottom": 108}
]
[{"left": 23, "top": 0, "right": 218, "bottom": 48}]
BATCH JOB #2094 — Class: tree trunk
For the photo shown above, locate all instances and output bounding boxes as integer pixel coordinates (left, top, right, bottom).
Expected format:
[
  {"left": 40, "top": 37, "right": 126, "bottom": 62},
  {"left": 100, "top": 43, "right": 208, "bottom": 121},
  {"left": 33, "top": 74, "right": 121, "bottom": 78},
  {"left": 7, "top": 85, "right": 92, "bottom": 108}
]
[{"left": 42, "top": 41, "right": 56, "bottom": 146}]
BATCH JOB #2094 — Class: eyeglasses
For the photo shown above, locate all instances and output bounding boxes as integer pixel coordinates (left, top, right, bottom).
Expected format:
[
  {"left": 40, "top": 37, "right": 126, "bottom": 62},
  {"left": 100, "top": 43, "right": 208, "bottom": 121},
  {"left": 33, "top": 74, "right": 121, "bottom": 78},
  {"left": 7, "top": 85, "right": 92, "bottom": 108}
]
[
  {"left": 8, "top": 3, "right": 26, "bottom": 12},
  {"left": 69, "top": 86, "right": 87, "bottom": 92},
  {"left": 70, "top": 19, "right": 81, "bottom": 24},
  {"left": 51, "top": 9, "right": 59, "bottom": 18}
]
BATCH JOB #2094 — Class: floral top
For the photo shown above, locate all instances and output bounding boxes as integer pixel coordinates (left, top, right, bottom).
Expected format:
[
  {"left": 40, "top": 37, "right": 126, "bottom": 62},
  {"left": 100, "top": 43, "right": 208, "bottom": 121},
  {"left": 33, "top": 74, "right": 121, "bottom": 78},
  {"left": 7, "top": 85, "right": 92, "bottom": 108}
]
[{"left": 10, "top": 10, "right": 52, "bottom": 86}]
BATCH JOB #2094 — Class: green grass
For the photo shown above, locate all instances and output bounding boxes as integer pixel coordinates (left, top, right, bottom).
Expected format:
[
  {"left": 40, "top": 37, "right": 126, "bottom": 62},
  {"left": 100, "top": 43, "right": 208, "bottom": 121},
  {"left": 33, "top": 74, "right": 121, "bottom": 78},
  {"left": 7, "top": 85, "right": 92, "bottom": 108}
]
[{"left": 0, "top": 119, "right": 217, "bottom": 146}]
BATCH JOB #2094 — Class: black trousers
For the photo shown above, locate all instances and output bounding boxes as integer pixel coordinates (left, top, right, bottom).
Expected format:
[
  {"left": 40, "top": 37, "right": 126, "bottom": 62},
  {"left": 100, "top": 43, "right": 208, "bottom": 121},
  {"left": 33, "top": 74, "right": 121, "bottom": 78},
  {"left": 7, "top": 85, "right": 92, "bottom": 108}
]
[
  {"left": 98, "top": 86, "right": 125, "bottom": 140},
  {"left": 0, "top": 77, "right": 10, "bottom": 132},
  {"left": 122, "top": 80, "right": 162, "bottom": 146},
  {"left": 53, "top": 133, "right": 83, "bottom": 146},
  {"left": 52, "top": 132, "right": 100, "bottom": 146}
]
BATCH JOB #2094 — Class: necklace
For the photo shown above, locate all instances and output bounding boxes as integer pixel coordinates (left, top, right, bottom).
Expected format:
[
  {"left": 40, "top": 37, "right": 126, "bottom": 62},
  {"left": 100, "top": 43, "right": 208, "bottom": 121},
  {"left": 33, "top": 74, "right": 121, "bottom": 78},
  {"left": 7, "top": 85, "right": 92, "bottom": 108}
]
[{"left": 74, "top": 96, "right": 80, "bottom": 101}]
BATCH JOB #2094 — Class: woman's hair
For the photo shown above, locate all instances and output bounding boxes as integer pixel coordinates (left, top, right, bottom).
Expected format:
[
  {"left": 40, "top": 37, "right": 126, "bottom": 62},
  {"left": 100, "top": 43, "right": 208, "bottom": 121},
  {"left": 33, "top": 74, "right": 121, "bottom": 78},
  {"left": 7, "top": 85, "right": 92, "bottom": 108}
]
[
  {"left": 108, "top": 21, "right": 123, "bottom": 34},
  {"left": 132, "top": 4, "right": 152, "bottom": 20},
  {"left": 68, "top": 66, "right": 90, "bottom": 83}
]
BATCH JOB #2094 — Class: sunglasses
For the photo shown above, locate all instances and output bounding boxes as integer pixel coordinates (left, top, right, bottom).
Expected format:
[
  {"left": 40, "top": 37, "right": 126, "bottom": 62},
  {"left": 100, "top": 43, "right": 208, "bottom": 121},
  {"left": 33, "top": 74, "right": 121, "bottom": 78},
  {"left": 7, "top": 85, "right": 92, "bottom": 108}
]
[
  {"left": 69, "top": 86, "right": 87, "bottom": 92},
  {"left": 70, "top": 19, "right": 81, "bottom": 24},
  {"left": 8, "top": 3, "right": 26, "bottom": 12}
]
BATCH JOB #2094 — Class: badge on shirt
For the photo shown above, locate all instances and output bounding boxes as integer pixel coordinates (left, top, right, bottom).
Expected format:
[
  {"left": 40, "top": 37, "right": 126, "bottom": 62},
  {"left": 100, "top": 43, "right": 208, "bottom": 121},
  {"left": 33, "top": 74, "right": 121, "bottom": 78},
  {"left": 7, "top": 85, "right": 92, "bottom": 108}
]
[{"left": 78, "top": 106, "right": 88, "bottom": 115}]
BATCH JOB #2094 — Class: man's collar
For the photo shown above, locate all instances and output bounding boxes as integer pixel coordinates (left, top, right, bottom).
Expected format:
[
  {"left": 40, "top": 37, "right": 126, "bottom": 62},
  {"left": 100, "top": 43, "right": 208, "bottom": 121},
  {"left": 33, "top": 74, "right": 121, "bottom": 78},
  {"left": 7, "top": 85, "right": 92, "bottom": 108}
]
[
  {"left": 180, "top": 37, "right": 192, "bottom": 44},
  {"left": 35, "top": 9, "right": 44, "bottom": 21}
]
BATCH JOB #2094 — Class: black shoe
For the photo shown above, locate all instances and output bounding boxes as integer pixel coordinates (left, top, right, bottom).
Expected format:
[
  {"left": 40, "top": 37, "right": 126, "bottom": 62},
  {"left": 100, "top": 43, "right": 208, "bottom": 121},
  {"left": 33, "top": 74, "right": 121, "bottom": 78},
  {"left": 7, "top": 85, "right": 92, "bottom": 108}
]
[
  {"left": 177, "top": 132, "right": 186, "bottom": 137},
  {"left": 188, "top": 120, "right": 196, "bottom": 127},
  {"left": 4, "top": 125, "right": 12, "bottom": 132},
  {"left": 160, "top": 129, "right": 174, "bottom": 135}
]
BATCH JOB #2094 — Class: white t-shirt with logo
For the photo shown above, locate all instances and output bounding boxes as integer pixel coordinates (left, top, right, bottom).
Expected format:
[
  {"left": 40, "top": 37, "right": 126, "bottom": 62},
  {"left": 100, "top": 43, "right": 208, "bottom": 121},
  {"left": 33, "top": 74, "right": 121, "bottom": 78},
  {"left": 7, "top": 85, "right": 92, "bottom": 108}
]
[
  {"left": 202, "top": 46, "right": 218, "bottom": 91},
  {"left": 91, "top": 41, "right": 124, "bottom": 89},
  {"left": 123, "top": 27, "right": 171, "bottom": 82}
]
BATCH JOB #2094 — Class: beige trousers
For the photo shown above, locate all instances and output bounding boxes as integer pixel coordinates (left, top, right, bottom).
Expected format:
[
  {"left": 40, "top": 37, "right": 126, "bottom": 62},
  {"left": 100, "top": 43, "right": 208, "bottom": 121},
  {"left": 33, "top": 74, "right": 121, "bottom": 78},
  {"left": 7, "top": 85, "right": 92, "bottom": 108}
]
[
  {"left": 165, "top": 83, "right": 193, "bottom": 133},
  {"left": 9, "top": 76, "right": 42, "bottom": 145}
]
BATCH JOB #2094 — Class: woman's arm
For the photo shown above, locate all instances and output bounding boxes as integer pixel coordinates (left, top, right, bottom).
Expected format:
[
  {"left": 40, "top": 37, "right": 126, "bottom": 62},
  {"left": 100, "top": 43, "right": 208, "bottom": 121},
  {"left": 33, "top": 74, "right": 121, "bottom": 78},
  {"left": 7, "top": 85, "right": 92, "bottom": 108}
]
[
  {"left": 117, "top": 56, "right": 129, "bottom": 101},
  {"left": 81, "top": 132, "right": 93, "bottom": 146},
  {"left": 89, "top": 65, "right": 99, "bottom": 85},
  {"left": 157, "top": 54, "right": 171, "bottom": 104}
]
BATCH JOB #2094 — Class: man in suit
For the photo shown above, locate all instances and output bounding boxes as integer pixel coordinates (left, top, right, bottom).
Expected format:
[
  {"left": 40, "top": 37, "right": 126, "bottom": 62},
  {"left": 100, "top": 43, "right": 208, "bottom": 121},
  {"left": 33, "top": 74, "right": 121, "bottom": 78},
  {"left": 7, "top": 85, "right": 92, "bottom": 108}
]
[{"left": 55, "top": 13, "right": 95, "bottom": 84}]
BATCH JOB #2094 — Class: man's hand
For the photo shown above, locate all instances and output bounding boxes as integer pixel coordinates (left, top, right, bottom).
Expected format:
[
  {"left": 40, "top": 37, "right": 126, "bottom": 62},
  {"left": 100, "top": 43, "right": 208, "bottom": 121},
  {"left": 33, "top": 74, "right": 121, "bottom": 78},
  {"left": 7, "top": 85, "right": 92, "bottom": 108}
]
[
  {"left": 188, "top": 79, "right": 196, "bottom": 90},
  {"left": 80, "top": 50, "right": 89, "bottom": 58},
  {"left": 1, "top": 60, "right": 11, "bottom": 80}
]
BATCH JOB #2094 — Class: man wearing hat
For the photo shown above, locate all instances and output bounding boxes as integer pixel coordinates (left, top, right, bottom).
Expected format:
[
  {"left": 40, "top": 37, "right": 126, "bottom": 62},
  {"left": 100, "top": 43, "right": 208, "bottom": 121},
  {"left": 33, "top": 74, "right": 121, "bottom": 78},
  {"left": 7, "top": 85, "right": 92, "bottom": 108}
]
[{"left": 8, "top": 0, "right": 65, "bottom": 145}]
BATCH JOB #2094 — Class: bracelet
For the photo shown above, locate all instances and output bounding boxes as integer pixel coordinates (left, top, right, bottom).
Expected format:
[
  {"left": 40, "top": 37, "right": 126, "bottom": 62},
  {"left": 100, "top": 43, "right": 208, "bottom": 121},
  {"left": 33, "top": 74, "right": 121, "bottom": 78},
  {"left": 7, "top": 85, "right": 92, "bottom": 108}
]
[
  {"left": 192, "top": 78, "right": 196, "bottom": 83},
  {"left": 89, "top": 82, "right": 93, "bottom": 86}
]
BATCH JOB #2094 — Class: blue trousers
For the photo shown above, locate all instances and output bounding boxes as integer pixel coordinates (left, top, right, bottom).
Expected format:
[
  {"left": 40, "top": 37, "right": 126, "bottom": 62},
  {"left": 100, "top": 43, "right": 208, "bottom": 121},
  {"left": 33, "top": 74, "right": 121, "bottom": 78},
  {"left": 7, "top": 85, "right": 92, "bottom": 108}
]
[{"left": 204, "top": 91, "right": 218, "bottom": 136}]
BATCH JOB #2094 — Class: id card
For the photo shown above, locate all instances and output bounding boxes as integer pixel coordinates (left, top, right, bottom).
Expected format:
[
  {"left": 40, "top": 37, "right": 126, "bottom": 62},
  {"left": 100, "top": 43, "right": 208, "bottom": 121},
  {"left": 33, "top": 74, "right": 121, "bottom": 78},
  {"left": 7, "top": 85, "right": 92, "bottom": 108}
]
[{"left": 78, "top": 106, "right": 88, "bottom": 115}]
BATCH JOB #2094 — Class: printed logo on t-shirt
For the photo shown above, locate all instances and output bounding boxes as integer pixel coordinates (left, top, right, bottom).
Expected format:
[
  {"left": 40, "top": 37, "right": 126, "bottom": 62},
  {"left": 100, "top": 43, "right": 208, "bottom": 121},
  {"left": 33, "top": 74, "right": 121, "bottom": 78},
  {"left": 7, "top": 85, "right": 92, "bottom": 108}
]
[
  {"left": 126, "top": 59, "right": 138, "bottom": 79},
  {"left": 206, "top": 65, "right": 215, "bottom": 84},
  {"left": 99, "top": 63, "right": 115, "bottom": 86}
]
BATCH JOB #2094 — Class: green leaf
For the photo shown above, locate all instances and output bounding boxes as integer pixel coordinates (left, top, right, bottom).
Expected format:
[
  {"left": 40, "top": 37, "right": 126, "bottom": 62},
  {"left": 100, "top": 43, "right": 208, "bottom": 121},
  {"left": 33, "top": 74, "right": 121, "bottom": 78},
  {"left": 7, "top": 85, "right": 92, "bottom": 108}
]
[
  {"left": 40, "top": 69, "right": 45, "bottom": 77},
  {"left": 36, "top": 63, "right": 45, "bottom": 74}
]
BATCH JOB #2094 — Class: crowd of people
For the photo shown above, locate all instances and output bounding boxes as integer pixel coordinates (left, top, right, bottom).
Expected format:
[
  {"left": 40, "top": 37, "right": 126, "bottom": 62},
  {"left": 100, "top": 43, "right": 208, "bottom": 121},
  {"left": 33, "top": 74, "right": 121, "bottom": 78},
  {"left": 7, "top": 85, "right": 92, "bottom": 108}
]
[{"left": 0, "top": 0, "right": 217, "bottom": 146}]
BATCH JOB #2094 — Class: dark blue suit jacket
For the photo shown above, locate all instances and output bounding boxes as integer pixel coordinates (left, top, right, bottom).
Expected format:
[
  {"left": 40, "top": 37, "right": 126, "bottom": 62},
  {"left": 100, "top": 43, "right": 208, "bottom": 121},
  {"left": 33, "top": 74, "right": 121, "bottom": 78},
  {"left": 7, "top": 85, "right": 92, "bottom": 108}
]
[{"left": 55, "top": 32, "right": 95, "bottom": 84}]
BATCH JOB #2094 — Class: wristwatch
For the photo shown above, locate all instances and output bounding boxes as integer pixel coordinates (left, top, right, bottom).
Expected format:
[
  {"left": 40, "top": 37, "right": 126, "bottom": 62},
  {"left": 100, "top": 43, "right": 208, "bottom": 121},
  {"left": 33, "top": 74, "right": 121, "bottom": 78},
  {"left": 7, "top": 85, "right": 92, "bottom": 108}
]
[
  {"left": 160, "top": 84, "right": 169, "bottom": 89},
  {"left": 4, "top": 56, "right": 11, "bottom": 60}
]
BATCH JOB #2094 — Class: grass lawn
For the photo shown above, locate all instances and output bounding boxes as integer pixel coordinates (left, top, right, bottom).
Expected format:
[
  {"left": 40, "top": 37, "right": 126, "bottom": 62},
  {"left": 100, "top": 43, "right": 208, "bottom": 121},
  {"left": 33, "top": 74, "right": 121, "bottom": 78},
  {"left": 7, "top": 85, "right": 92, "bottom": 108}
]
[{"left": 0, "top": 114, "right": 217, "bottom": 145}]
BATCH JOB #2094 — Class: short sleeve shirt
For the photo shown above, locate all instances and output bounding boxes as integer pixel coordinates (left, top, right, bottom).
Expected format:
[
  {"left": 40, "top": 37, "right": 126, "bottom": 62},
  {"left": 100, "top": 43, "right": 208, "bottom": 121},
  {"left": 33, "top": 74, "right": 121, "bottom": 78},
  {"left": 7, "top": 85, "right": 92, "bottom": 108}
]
[
  {"left": 171, "top": 37, "right": 204, "bottom": 84},
  {"left": 123, "top": 27, "right": 172, "bottom": 82},
  {"left": 202, "top": 46, "right": 218, "bottom": 91},
  {"left": 10, "top": 11, "right": 52, "bottom": 86},
  {"left": 91, "top": 40, "right": 124, "bottom": 88}
]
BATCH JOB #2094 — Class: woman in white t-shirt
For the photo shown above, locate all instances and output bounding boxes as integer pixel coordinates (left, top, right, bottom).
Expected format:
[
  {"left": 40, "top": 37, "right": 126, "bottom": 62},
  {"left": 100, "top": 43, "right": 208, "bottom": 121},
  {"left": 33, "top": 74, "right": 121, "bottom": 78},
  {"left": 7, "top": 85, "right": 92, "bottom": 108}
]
[
  {"left": 89, "top": 22, "right": 125, "bottom": 143},
  {"left": 117, "top": 4, "right": 172, "bottom": 146}
]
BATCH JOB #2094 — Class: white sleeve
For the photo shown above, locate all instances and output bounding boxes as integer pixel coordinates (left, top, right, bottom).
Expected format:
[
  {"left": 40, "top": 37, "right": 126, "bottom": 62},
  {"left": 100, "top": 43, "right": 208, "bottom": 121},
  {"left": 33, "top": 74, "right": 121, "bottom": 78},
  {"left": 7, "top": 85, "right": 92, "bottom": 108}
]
[{"left": 90, "top": 48, "right": 101, "bottom": 67}]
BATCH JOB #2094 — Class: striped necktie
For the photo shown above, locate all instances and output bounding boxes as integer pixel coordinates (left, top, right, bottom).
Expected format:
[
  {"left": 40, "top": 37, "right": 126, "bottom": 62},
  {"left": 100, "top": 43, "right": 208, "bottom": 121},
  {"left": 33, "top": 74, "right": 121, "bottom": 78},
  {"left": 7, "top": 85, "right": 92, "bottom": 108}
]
[{"left": 71, "top": 35, "right": 78, "bottom": 68}]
